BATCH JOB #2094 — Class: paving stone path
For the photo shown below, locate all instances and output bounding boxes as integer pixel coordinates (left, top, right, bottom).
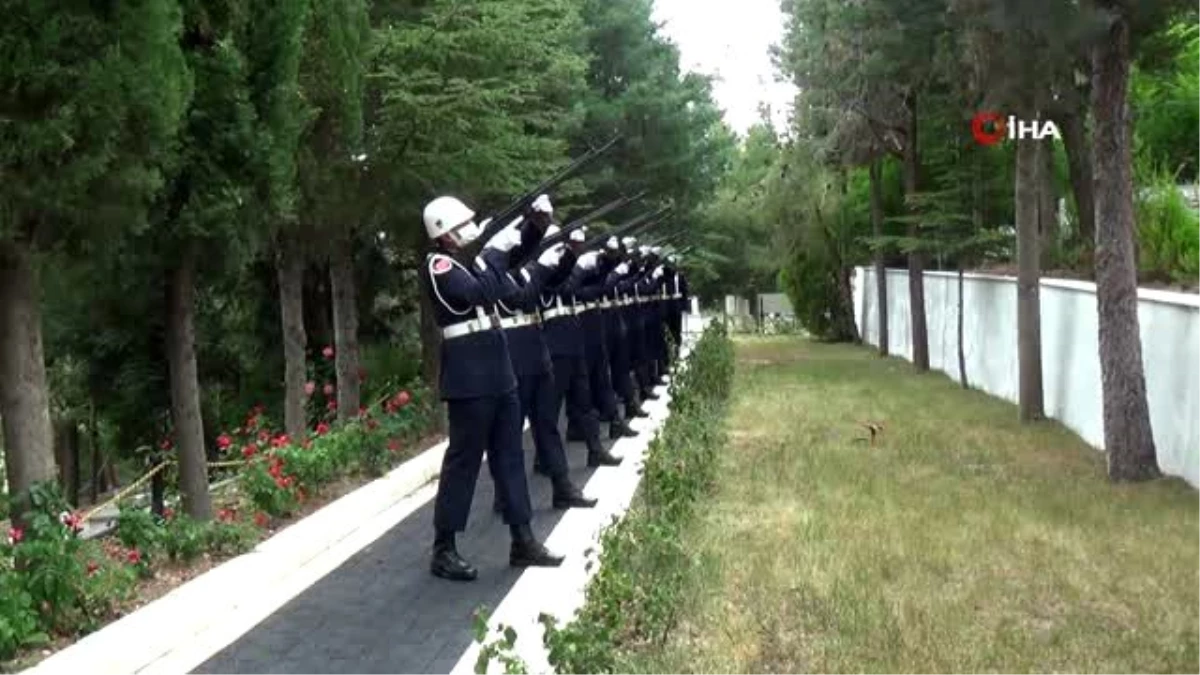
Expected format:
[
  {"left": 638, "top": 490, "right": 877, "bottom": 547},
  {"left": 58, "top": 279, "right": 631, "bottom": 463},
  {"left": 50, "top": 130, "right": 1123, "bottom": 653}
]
[{"left": 195, "top": 427, "right": 615, "bottom": 674}]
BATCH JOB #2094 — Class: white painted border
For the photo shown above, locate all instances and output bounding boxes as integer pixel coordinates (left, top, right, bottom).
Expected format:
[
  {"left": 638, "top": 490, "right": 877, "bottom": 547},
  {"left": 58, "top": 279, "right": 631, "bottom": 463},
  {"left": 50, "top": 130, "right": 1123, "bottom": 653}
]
[{"left": 451, "top": 317, "right": 710, "bottom": 675}]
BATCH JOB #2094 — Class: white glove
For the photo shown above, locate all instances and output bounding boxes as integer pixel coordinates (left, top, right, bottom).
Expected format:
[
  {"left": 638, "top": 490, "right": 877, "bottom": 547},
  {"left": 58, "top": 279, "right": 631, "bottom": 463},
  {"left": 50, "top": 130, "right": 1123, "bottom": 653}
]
[
  {"left": 652, "top": 265, "right": 664, "bottom": 279},
  {"left": 606, "top": 236, "right": 619, "bottom": 251},
  {"left": 615, "top": 262, "right": 630, "bottom": 275},
  {"left": 577, "top": 251, "right": 601, "bottom": 270},
  {"left": 532, "top": 194, "right": 553, "bottom": 215},
  {"left": 538, "top": 243, "right": 566, "bottom": 267},
  {"left": 485, "top": 220, "right": 522, "bottom": 252}
]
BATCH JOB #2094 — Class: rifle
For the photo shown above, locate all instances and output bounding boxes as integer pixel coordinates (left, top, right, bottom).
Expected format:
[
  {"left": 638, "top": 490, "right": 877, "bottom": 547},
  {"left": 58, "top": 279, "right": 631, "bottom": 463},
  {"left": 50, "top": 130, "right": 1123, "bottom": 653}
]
[
  {"left": 522, "top": 190, "right": 647, "bottom": 262},
  {"left": 468, "top": 135, "right": 621, "bottom": 253},
  {"left": 582, "top": 205, "right": 674, "bottom": 253},
  {"left": 644, "top": 228, "right": 688, "bottom": 248}
]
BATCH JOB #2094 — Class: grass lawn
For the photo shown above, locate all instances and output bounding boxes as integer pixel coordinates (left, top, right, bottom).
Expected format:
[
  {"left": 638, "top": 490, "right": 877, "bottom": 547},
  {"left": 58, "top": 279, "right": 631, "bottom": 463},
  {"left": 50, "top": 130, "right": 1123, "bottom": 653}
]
[{"left": 634, "top": 336, "right": 1198, "bottom": 673}]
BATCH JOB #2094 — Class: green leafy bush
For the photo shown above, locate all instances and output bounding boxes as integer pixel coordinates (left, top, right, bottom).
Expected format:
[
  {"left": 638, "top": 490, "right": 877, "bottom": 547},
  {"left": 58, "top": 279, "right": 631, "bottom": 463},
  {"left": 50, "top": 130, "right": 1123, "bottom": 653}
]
[{"left": 1135, "top": 159, "right": 1199, "bottom": 285}]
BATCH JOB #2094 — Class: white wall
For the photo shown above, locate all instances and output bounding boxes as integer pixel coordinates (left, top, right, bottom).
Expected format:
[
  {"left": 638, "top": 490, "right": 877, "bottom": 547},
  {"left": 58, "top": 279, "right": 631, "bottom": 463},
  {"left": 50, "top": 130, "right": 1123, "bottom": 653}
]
[{"left": 854, "top": 267, "right": 1200, "bottom": 489}]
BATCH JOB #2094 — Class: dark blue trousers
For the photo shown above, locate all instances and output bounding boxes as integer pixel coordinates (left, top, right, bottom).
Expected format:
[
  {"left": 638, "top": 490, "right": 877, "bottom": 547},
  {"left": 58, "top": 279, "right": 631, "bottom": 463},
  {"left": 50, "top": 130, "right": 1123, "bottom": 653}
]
[
  {"left": 552, "top": 355, "right": 601, "bottom": 452},
  {"left": 586, "top": 342, "right": 620, "bottom": 422},
  {"left": 435, "top": 390, "right": 532, "bottom": 531},
  {"left": 606, "top": 314, "right": 637, "bottom": 406},
  {"left": 518, "top": 369, "right": 570, "bottom": 479}
]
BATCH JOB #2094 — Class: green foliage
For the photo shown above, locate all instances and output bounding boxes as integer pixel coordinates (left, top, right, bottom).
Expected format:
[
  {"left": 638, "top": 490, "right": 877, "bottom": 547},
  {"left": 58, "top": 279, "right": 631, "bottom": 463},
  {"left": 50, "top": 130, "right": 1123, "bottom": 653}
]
[
  {"left": 371, "top": 0, "right": 587, "bottom": 216},
  {"left": 239, "top": 383, "right": 436, "bottom": 517},
  {"left": 1132, "top": 20, "right": 1200, "bottom": 182},
  {"left": 471, "top": 606, "right": 528, "bottom": 675},
  {"left": 1134, "top": 160, "right": 1200, "bottom": 285},
  {"left": 0, "top": 483, "right": 138, "bottom": 661},
  {"left": 115, "top": 505, "right": 164, "bottom": 561},
  {"left": 0, "top": 0, "right": 189, "bottom": 242}
]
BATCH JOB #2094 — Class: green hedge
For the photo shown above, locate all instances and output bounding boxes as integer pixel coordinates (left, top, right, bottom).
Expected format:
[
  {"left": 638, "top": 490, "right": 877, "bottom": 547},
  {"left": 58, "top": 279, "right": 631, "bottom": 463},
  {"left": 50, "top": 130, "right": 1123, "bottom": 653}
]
[{"left": 535, "top": 320, "right": 735, "bottom": 674}]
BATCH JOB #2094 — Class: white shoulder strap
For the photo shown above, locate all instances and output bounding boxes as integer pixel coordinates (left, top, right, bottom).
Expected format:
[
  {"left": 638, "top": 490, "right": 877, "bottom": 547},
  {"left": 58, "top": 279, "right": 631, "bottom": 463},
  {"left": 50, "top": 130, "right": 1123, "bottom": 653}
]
[{"left": 428, "top": 254, "right": 471, "bottom": 316}]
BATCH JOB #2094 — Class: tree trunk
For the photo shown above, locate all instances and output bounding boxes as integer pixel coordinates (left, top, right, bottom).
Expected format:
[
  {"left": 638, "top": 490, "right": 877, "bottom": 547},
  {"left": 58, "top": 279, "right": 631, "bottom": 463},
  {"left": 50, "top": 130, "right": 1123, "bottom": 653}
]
[
  {"left": 1036, "top": 137, "right": 1060, "bottom": 264},
  {"left": 417, "top": 267, "right": 445, "bottom": 433},
  {"left": 0, "top": 237, "right": 57, "bottom": 527},
  {"left": 165, "top": 246, "right": 212, "bottom": 520},
  {"left": 902, "top": 94, "right": 930, "bottom": 371},
  {"left": 1016, "top": 137, "right": 1045, "bottom": 421},
  {"left": 957, "top": 268, "right": 969, "bottom": 389},
  {"left": 329, "top": 236, "right": 361, "bottom": 422},
  {"left": 869, "top": 159, "right": 889, "bottom": 356},
  {"left": 89, "top": 403, "right": 102, "bottom": 502},
  {"left": 1091, "top": 12, "right": 1159, "bottom": 482},
  {"left": 277, "top": 237, "right": 308, "bottom": 439},
  {"left": 53, "top": 419, "right": 80, "bottom": 506},
  {"left": 1059, "top": 106, "right": 1096, "bottom": 265}
]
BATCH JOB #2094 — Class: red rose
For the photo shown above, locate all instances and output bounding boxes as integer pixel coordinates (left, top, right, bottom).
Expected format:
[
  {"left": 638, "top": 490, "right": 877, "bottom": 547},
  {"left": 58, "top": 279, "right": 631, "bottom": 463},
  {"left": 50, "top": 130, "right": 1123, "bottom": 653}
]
[
  {"left": 163, "top": 507, "right": 175, "bottom": 521},
  {"left": 388, "top": 439, "right": 402, "bottom": 453},
  {"left": 254, "top": 512, "right": 270, "bottom": 528},
  {"left": 366, "top": 419, "right": 379, "bottom": 431},
  {"left": 217, "top": 434, "right": 233, "bottom": 450},
  {"left": 323, "top": 383, "right": 334, "bottom": 396},
  {"left": 304, "top": 381, "right": 316, "bottom": 396},
  {"left": 86, "top": 561, "right": 100, "bottom": 576},
  {"left": 7, "top": 527, "right": 23, "bottom": 545},
  {"left": 327, "top": 401, "right": 338, "bottom": 412},
  {"left": 258, "top": 430, "right": 271, "bottom": 443},
  {"left": 159, "top": 438, "right": 173, "bottom": 451},
  {"left": 395, "top": 391, "right": 411, "bottom": 407},
  {"left": 315, "top": 422, "right": 330, "bottom": 436},
  {"left": 242, "top": 444, "right": 257, "bottom": 459},
  {"left": 322, "top": 345, "right": 334, "bottom": 359},
  {"left": 127, "top": 549, "right": 142, "bottom": 564},
  {"left": 271, "top": 434, "right": 290, "bottom": 448}
]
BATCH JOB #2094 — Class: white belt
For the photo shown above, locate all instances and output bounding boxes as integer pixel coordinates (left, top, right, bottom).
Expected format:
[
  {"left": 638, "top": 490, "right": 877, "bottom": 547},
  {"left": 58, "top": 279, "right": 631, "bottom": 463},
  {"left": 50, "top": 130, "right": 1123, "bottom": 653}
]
[
  {"left": 543, "top": 306, "right": 573, "bottom": 321},
  {"left": 672, "top": 293, "right": 682, "bottom": 300},
  {"left": 499, "top": 313, "right": 538, "bottom": 330},
  {"left": 575, "top": 303, "right": 594, "bottom": 315},
  {"left": 442, "top": 316, "right": 499, "bottom": 339},
  {"left": 600, "top": 299, "right": 612, "bottom": 309}
]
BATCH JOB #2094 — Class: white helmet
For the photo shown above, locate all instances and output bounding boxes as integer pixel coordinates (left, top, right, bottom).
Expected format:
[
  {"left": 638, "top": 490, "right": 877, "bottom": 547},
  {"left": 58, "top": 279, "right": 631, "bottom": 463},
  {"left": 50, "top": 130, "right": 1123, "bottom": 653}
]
[
  {"left": 569, "top": 226, "right": 586, "bottom": 243},
  {"left": 545, "top": 223, "right": 561, "bottom": 237},
  {"left": 606, "top": 236, "right": 619, "bottom": 251},
  {"left": 532, "top": 194, "right": 553, "bottom": 214},
  {"left": 423, "top": 196, "right": 480, "bottom": 245},
  {"left": 651, "top": 246, "right": 662, "bottom": 256},
  {"left": 638, "top": 245, "right": 650, "bottom": 256},
  {"left": 622, "top": 236, "right": 636, "bottom": 249},
  {"left": 668, "top": 254, "right": 679, "bottom": 264}
]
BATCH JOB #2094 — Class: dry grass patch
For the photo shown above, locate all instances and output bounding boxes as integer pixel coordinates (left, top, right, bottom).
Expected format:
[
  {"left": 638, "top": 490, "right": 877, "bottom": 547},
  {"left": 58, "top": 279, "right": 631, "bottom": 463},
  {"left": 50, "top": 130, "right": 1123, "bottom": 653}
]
[{"left": 631, "top": 336, "right": 1198, "bottom": 674}]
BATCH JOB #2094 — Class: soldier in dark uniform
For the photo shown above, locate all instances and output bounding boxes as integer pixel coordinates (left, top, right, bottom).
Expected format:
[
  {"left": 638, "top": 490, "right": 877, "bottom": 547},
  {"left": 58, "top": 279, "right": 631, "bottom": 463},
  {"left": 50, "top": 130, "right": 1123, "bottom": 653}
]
[
  {"left": 602, "top": 237, "right": 650, "bottom": 422},
  {"left": 623, "top": 240, "right": 660, "bottom": 405},
  {"left": 420, "top": 196, "right": 563, "bottom": 582},
  {"left": 565, "top": 231, "right": 638, "bottom": 443},
  {"left": 540, "top": 228, "right": 624, "bottom": 469},
  {"left": 489, "top": 196, "right": 597, "bottom": 513},
  {"left": 665, "top": 254, "right": 687, "bottom": 360}
]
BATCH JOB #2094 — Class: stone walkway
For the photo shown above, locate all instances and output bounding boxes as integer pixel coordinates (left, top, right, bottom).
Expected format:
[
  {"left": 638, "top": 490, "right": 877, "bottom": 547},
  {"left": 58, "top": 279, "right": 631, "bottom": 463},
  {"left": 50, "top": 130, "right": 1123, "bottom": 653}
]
[{"left": 195, "top": 435, "right": 605, "bottom": 674}]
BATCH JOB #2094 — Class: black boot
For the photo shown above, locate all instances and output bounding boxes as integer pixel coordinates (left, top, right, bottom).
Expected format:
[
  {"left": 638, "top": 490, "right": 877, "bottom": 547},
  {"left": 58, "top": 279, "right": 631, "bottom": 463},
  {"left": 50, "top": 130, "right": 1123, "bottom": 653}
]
[
  {"left": 588, "top": 446, "right": 623, "bottom": 467},
  {"left": 430, "top": 532, "right": 477, "bottom": 581},
  {"left": 626, "top": 402, "right": 650, "bottom": 419},
  {"left": 551, "top": 478, "right": 597, "bottom": 510},
  {"left": 641, "top": 389, "right": 659, "bottom": 401},
  {"left": 609, "top": 419, "right": 637, "bottom": 439},
  {"left": 509, "top": 524, "right": 564, "bottom": 567}
]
